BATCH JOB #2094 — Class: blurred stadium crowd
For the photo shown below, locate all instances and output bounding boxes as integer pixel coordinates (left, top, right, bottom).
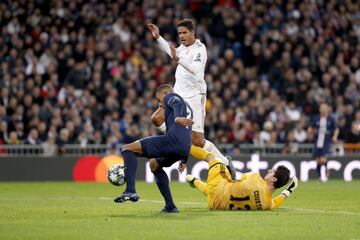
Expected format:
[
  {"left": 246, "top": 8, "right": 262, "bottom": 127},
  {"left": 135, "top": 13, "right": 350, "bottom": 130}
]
[{"left": 0, "top": 0, "right": 360, "bottom": 154}]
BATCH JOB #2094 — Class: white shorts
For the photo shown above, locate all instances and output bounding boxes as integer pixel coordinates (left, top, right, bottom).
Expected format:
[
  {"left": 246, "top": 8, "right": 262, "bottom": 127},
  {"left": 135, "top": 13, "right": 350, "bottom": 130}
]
[{"left": 183, "top": 94, "right": 206, "bottom": 133}]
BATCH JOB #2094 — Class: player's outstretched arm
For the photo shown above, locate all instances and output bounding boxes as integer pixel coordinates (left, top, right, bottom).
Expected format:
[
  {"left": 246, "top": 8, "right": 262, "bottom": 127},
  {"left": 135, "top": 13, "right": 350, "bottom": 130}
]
[
  {"left": 282, "top": 176, "right": 298, "bottom": 198},
  {"left": 147, "top": 23, "right": 173, "bottom": 58},
  {"left": 271, "top": 176, "right": 298, "bottom": 209}
]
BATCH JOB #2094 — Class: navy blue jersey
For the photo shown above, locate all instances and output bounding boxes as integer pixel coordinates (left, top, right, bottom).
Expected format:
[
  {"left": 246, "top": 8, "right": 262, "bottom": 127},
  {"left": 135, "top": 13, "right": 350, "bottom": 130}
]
[
  {"left": 312, "top": 115, "right": 337, "bottom": 149},
  {"left": 163, "top": 92, "right": 193, "bottom": 136},
  {"left": 140, "top": 92, "right": 192, "bottom": 165}
]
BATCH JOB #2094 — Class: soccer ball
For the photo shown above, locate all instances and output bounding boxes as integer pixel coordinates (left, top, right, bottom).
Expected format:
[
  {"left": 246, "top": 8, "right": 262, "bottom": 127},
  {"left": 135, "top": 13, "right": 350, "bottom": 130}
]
[{"left": 107, "top": 164, "right": 126, "bottom": 186}]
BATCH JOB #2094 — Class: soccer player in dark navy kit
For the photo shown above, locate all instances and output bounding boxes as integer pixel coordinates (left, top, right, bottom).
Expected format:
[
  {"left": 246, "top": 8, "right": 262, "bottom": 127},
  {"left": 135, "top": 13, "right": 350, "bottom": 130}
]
[
  {"left": 308, "top": 102, "right": 339, "bottom": 181},
  {"left": 114, "top": 84, "right": 193, "bottom": 213}
]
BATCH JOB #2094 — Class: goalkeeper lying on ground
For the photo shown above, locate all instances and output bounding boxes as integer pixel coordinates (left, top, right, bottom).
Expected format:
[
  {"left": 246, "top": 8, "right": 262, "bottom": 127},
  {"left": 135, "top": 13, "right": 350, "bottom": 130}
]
[{"left": 187, "top": 146, "right": 298, "bottom": 210}]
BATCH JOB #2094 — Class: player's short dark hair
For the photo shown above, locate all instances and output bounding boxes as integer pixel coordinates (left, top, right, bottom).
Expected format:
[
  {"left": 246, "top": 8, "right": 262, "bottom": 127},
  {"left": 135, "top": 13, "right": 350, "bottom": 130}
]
[
  {"left": 177, "top": 19, "right": 195, "bottom": 32},
  {"left": 156, "top": 84, "right": 173, "bottom": 95},
  {"left": 274, "top": 165, "right": 290, "bottom": 189}
]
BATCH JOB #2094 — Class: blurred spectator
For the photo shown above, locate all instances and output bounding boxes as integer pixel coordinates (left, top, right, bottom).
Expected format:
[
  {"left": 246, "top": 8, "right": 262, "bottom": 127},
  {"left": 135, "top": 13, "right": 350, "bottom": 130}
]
[
  {"left": 75, "top": 130, "right": 92, "bottom": 147},
  {"left": 7, "top": 131, "right": 20, "bottom": 145},
  {"left": 0, "top": 121, "right": 8, "bottom": 144},
  {"left": 0, "top": 0, "right": 358, "bottom": 152},
  {"left": 25, "top": 128, "right": 40, "bottom": 145},
  {"left": 56, "top": 128, "right": 70, "bottom": 154},
  {"left": 346, "top": 122, "right": 360, "bottom": 143},
  {"left": 37, "top": 121, "right": 48, "bottom": 143},
  {"left": 283, "top": 131, "right": 299, "bottom": 154},
  {"left": 293, "top": 122, "right": 307, "bottom": 143},
  {"left": 259, "top": 121, "right": 273, "bottom": 146}
]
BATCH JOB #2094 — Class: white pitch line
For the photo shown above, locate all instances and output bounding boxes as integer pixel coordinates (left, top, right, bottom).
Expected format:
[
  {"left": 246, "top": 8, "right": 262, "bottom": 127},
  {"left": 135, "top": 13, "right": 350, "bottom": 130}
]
[
  {"left": 283, "top": 207, "right": 360, "bottom": 216},
  {"left": 108, "top": 198, "right": 360, "bottom": 215},
  {"left": 138, "top": 200, "right": 360, "bottom": 215},
  {"left": 1, "top": 196, "right": 359, "bottom": 216}
]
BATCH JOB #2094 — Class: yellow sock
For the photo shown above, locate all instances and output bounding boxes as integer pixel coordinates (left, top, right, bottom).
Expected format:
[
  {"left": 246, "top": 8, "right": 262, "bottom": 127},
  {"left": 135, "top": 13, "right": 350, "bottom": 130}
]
[
  {"left": 190, "top": 145, "right": 214, "bottom": 161},
  {"left": 194, "top": 179, "right": 208, "bottom": 196}
]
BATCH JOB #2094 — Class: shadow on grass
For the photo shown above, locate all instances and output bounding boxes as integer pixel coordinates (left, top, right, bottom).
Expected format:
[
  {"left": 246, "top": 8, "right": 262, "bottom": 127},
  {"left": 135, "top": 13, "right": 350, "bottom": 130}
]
[
  {"left": 107, "top": 207, "right": 289, "bottom": 220},
  {"left": 108, "top": 207, "right": 219, "bottom": 220}
]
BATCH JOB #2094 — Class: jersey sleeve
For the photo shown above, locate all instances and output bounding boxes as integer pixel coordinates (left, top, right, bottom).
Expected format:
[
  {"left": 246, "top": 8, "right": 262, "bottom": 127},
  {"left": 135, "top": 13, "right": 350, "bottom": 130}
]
[
  {"left": 156, "top": 36, "right": 172, "bottom": 58},
  {"left": 178, "top": 44, "right": 207, "bottom": 74},
  {"left": 166, "top": 94, "right": 186, "bottom": 119},
  {"left": 270, "top": 194, "right": 286, "bottom": 209},
  {"left": 312, "top": 116, "right": 319, "bottom": 128}
]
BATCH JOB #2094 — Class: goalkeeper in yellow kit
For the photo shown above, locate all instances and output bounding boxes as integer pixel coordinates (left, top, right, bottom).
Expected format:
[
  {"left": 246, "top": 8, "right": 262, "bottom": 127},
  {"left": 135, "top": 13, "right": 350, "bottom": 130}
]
[{"left": 187, "top": 146, "right": 298, "bottom": 210}]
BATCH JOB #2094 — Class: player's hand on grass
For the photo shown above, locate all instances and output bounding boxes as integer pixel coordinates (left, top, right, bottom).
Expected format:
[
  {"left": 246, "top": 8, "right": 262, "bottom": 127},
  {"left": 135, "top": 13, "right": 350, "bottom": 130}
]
[
  {"left": 147, "top": 23, "right": 160, "bottom": 39},
  {"left": 282, "top": 176, "right": 298, "bottom": 198},
  {"left": 178, "top": 162, "right": 186, "bottom": 173},
  {"left": 175, "top": 117, "right": 193, "bottom": 126},
  {"left": 169, "top": 43, "right": 179, "bottom": 62}
]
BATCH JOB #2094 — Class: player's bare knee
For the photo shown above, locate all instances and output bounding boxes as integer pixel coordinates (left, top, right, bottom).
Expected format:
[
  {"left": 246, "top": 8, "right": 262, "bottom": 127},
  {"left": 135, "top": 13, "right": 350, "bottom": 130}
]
[
  {"left": 149, "top": 159, "right": 159, "bottom": 172},
  {"left": 316, "top": 157, "right": 323, "bottom": 164},
  {"left": 320, "top": 157, "right": 327, "bottom": 164}
]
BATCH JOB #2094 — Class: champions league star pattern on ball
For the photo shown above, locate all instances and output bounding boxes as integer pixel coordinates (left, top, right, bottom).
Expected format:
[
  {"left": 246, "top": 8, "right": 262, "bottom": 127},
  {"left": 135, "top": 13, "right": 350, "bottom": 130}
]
[{"left": 107, "top": 164, "right": 126, "bottom": 186}]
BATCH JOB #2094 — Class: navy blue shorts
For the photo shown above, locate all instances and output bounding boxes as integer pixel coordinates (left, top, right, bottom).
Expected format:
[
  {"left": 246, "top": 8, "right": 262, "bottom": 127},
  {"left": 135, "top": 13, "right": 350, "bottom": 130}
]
[
  {"left": 140, "top": 134, "right": 191, "bottom": 167},
  {"left": 155, "top": 155, "right": 183, "bottom": 168},
  {"left": 312, "top": 146, "right": 330, "bottom": 158}
]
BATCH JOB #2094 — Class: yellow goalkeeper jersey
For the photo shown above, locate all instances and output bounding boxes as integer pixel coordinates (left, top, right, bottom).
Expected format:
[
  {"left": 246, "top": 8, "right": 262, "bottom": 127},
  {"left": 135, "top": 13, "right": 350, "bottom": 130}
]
[{"left": 210, "top": 172, "right": 278, "bottom": 210}]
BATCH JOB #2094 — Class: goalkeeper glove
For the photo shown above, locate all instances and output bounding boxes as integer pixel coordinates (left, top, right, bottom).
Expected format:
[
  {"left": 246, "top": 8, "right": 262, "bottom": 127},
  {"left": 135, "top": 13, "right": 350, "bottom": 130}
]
[{"left": 282, "top": 176, "right": 298, "bottom": 198}]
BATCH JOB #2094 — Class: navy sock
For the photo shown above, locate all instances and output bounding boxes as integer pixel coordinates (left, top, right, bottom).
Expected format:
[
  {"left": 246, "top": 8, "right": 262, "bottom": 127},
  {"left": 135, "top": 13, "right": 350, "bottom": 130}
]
[
  {"left": 122, "top": 150, "right": 137, "bottom": 193},
  {"left": 316, "top": 163, "right": 321, "bottom": 177},
  {"left": 154, "top": 168, "right": 175, "bottom": 209}
]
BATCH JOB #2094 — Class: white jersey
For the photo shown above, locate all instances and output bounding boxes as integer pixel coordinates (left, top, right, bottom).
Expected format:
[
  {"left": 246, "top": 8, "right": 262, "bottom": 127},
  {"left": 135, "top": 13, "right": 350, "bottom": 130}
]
[{"left": 157, "top": 36, "right": 207, "bottom": 98}]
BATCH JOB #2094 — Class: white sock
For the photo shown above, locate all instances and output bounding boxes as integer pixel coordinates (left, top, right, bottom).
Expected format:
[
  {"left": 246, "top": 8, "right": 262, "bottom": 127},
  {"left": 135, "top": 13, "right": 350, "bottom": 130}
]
[
  {"left": 320, "top": 165, "right": 328, "bottom": 182},
  {"left": 203, "top": 140, "right": 229, "bottom": 165}
]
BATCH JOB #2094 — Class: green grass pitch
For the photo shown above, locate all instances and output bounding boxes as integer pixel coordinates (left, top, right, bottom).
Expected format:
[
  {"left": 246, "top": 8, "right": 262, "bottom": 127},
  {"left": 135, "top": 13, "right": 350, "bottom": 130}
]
[{"left": 0, "top": 180, "right": 359, "bottom": 240}]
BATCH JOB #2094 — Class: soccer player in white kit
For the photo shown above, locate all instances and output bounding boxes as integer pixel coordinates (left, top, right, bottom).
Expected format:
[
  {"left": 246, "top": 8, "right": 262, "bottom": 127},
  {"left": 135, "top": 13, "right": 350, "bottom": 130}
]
[{"left": 147, "top": 19, "right": 236, "bottom": 179}]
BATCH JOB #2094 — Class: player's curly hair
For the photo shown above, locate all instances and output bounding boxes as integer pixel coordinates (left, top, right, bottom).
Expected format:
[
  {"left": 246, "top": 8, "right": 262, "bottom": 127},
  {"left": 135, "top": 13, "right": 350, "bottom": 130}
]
[
  {"left": 177, "top": 19, "right": 195, "bottom": 32},
  {"left": 274, "top": 165, "right": 290, "bottom": 189}
]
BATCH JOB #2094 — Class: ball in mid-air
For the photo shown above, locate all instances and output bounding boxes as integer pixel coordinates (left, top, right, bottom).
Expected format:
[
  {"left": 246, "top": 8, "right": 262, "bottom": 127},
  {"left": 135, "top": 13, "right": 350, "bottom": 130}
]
[{"left": 107, "top": 164, "right": 126, "bottom": 186}]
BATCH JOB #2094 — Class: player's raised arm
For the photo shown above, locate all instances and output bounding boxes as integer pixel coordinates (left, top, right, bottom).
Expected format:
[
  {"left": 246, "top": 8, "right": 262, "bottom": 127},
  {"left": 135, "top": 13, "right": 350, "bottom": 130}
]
[
  {"left": 271, "top": 176, "right": 298, "bottom": 209},
  {"left": 147, "top": 23, "right": 173, "bottom": 58}
]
